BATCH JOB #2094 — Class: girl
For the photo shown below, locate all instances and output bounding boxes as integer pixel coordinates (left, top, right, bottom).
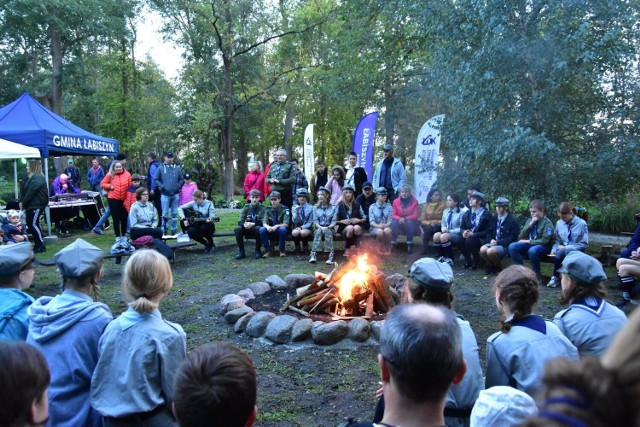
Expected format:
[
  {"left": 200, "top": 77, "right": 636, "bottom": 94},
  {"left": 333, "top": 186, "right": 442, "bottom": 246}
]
[
  {"left": 178, "top": 173, "right": 198, "bottom": 206},
  {"left": 486, "top": 265, "right": 578, "bottom": 396},
  {"left": 335, "top": 184, "right": 366, "bottom": 257},
  {"left": 309, "top": 186, "right": 337, "bottom": 264},
  {"left": 129, "top": 187, "right": 162, "bottom": 240},
  {"left": 459, "top": 191, "right": 491, "bottom": 269},
  {"left": 433, "top": 193, "right": 467, "bottom": 266},
  {"left": 369, "top": 187, "right": 393, "bottom": 255},
  {"left": 291, "top": 188, "right": 313, "bottom": 255},
  {"left": 419, "top": 188, "right": 446, "bottom": 255},
  {"left": 91, "top": 250, "right": 186, "bottom": 427},
  {"left": 325, "top": 165, "right": 345, "bottom": 205},
  {"left": 479, "top": 197, "right": 519, "bottom": 275},
  {"left": 19, "top": 159, "right": 48, "bottom": 253},
  {"left": 390, "top": 184, "right": 420, "bottom": 254},
  {"left": 100, "top": 161, "right": 131, "bottom": 242}
]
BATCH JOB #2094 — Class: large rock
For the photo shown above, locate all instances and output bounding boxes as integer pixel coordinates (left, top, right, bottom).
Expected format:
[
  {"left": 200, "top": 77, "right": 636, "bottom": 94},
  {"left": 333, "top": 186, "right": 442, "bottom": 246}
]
[
  {"left": 265, "top": 275, "right": 289, "bottom": 290},
  {"left": 264, "top": 315, "right": 297, "bottom": 344},
  {"left": 312, "top": 320, "right": 349, "bottom": 345},
  {"left": 220, "top": 294, "right": 245, "bottom": 312},
  {"left": 348, "top": 318, "right": 371, "bottom": 342},
  {"left": 248, "top": 281, "right": 271, "bottom": 295},
  {"left": 386, "top": 273, "right": 406, "bottom": 294},
  {"left": 370, "top": 320, "right": 384, "bottom": 341},
  {"left": 291, "top": 318, "right": 314, "bottom": 342},
  {"left": 284, "top": 274, "right": 316, "bottom": 289},
  {"left": 225, "top": 306, "right": 254, "bottom": 324},
  {"left": 237, "top": 288, "right": 256, "bottom": 301},
  {"left": 234, "top": 312, "right": 255, "bottom": 333},
  {"left": 246, "top": 311, "right": 276, "bottom": 337}
]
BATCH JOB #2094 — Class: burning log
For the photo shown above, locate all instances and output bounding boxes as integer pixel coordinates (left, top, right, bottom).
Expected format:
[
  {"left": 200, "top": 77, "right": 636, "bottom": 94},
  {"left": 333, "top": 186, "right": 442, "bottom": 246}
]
[
  {"left": 280, "top": 282, "right": 328, "bottom": 311},
  {"left": 343, "top": 290, "right": 372, "bottom": 311},
  {"left": 317, "top": 297, "right": 339, "bottom": 313},
  {"left": 306, "top": 289, "right": 337, "bottom": 313},
  {"left": 297, "top": 288, "right": 331, "bottom": 307},
  {"left": 287, "top": 305, "right": 311, "bottom": 317},
  {"left": 373, "top": 273, "right": 395, "bottom": 310},
  {"left": 365, "top": 293, "right": 374, "bottom": 317}
]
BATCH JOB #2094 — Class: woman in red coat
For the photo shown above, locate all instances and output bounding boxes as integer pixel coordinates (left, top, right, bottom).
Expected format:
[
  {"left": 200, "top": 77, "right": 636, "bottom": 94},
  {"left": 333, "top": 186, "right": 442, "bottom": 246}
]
[
  {"left": 243, "top": 161, "right": 265, "bottom": 202},
  {"left": 391, "top": 184, "right": 420, "bottom": 254},
  {"left": 101, "top": 161, "right": 131, "bottom": 241}
]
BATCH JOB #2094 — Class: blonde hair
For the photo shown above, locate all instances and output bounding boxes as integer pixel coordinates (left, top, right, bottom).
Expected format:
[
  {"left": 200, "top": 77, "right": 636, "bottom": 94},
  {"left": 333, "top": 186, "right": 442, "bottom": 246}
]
[
  {"left": 27, "top": 159, "right": 42, "bottom": 176},
  {"left": 122, "top": 250, "right": 173, "bottom": 313}
]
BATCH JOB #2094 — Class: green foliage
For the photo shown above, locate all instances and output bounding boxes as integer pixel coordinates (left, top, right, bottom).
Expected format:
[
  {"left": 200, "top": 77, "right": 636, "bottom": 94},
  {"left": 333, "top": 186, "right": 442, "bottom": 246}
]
[{"left": 589, "top": 194, "right": 640, "bottom": 233}]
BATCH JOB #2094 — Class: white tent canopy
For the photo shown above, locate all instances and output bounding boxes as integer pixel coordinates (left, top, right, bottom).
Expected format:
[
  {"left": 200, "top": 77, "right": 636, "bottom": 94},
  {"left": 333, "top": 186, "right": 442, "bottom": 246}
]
[{"left": 0, "top": 138, "right": 41, "bottom": 200}]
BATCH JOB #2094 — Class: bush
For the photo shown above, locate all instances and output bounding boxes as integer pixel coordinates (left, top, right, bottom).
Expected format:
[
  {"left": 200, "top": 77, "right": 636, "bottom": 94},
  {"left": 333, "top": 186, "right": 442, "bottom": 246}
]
[{"left": 589, "top": 195, "right": 640, "bottom": 233}]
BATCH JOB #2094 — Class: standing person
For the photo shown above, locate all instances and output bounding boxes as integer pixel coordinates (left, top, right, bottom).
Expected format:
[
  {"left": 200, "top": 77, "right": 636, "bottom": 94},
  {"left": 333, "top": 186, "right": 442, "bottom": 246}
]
[
  {"left": 419, "top": 188, "right": 446, "bottom": 255},
  {"left": 0, "top": 341, "right": 50, "bottom": 427},
  {"left": 92, "top": 153, "right": 128, "bottom": 236},
  {"left": 87, "top": 158, "right": 105, "bottom": 193},
  {"left": 546, "top": 202, "right": 589, "bottom": 288},
  {"left": 154, "top": 151, "right": 184, "bottom": 235},
  {"left": 326, "top": 165, "right": 346, "bottom": 205},
  {"left": 372, "top": 143, "right": 406, "bottom": 203},
  {"left": 355, "top": 181, "right": 376, "bottom": 232},
  {"left": 243, "top": 161, "right": 265, "bottom": 202},
  {"left": 178, "top": 173, "right": 198, "bottom": 206},
  {"left": 91, "top": 250, "right": 186, "bottom": 427},
  {"left": 459, "top": 191, "right": 491, "bottom": 269},
  {"left": 147, "top": 151, "right": 163, "bottom": 217},
  {"left": 0, "top": 243, "right": 37, "bottom": 341},
  {"left": 234, "top": 189, "right": 266, "bottom": 260},
  {"left": 291, "top": 188, "right": 313, "bottom": 255},
  {"left": 345, "top": 151, "right": 368, "bottom": 195},
  {"left": 178, "top": 190, "right": 217, "bottom": 253},
  {"left": 309, "top": 160, "right": 328, "bottom": 203},
  {"left": 552, "top": 251, "right": 627, "bottom": 357},
  {"left": 336, "top": 184, "right": 366, "bottom": 257},
  {"left": 27, "top": 239, "right": 113, "bottom": 427},
  {"left": 390, "top": 184, "right": 420, "bottom": 254},
  {"left": 100, "top": 161, "right": 131, "bottom": 242},
  {"left": 290, "top": 159, "right": 309, "bottom": 204},
  {"left": 369, "top": 188, "right": 393, "bottom": 255},
  {"left": 64, "top": 158, "right": 81, "bottom": 188},
  {"left": 262, "top": 149, "right": 278, "bottom": 199},
  {"left": 309, "top": 187, "right": 337, "bottom": 264},
  {"left": 479, "top": 197, "right": 520, "bottom": 275},
  {"left": 259, "top": 191, "right": 290, "bottom": 258},
  {"left": 128, "top": 187, "right": 163, "bottom": 240},
  {"left": 19, "top": 159, "right": 48, "bottom": 253},
  {"left": 265, "top": 149, "right": 295, "bottom": 209},
  {"left": 486, "top": 265, "right": 579, "bottom": 396},
  {"left": 508, "top": 200, "right": 555, "bottom": 282},
  {"left": 433, "top": 193, "right": 467, "bottom": 265}
]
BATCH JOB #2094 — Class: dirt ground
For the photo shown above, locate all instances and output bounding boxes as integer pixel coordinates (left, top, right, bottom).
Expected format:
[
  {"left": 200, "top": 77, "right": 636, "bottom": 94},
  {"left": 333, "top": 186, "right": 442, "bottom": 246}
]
[{"left": 29, "top": 235, "right": 632, "bottom": 427}]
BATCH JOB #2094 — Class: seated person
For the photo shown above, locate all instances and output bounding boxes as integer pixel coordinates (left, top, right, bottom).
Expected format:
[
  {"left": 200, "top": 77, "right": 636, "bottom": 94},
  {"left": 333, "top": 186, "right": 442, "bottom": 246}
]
[
  {"left": 235, "top": 189, "right": 266, "bottom": 260},
  {"left": 419, "top": 188, "right": 446, "bottom": 255},
  {"left": 459, "top": 191, "right": 491, "bottom": 269},
  {"left": 128, "top": 186, "right": 163, "bottom": 241},
  {"left": 309, "top": 187, "right": 337, "bottom": 264},
  {"left": 51, "top": 173, "right": 81, "bottom": 195},
  {"left": 291, "top": 188, "right": 313, "bottom": 255},
  {"left": 508, "top": 199, "right": 554, "bottom": 282},
  {"left": 336, "top": 184, "right": 366, "bottom": 257},
  {"left": 259, "top": 191, "right": 290, "bottom": 258},
  {"left": 620, "top": 220, "right": 640, "bottom": 259},
  {"left": 355, "top": 181, "right": 376, "bottom": 231},
  {"left": 433, "top": 193, "right": 467, "bottom": 266},
  {"left": 390, "top": 184, "right": 420, "bottom": 254},
  {"left": 614, "top": 257, "right": 640, "bottom": 307},
  {"left": 2, "top": 210, "right": 29, "bottom": 244},
  {"left": 173, "top": 342, "right": 257, "bottom": 427},
  {"left": 0, "top": 242, "right": 37, "bottom": 341},
  {"left": 546, "top": 202, "right": 589, "bottom": 288},
  {"left": 178, "top": 189, "right": 217, "bottom": 253},
  {"left": 470, "top": 386, "right": 537, "bottom": 427},
  {"left": 369, "top": 187, "right": 393, "bottom": 256},
  {"left": 0, "top": 341, "right": 50, "bottom": 427},
  {"left": 479, "top": 197, "right": 519, "bottom": 275}
]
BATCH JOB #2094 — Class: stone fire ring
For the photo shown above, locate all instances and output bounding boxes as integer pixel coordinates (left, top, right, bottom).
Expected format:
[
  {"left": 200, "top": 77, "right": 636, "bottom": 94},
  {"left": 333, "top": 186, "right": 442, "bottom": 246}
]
[{"left": 221, "top": 273, "right": 405, "bottom": 346}]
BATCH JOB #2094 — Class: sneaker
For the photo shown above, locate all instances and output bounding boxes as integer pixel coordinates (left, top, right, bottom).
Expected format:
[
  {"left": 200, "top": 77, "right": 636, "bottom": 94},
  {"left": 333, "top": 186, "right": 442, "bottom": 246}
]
[
  {"left": 254, "top": 250, "right": 262, "bottom": 259},
  {"left": 92, "top": 228, "right": 104, "bottom": 235},
  {"left": 33, "top": 245, "right": 47, "bottom": 254},
  {"left": 326, "top": 251, "right": 335, "bottom": 264},
  {"left": 547, "top": 276, "right": 560, "bottom": 288},
  {"left": 279, "top": 251, "right": 286, "bottom": 257},
  {"left": 444, "top": 258, "right": 454, "bottom": 266},
  {"left": 263, "top": 251, "right": 271, "bottom": 258},
  {"left": 235, "top": 251, "right": 246, "bottom": 260},
  {"left": 343, "top": 248, "right": 350, "bottom": 257},
  {"left": 309, "top": 251, "right": 317, "bottom": 263},
  {"left": 437, "top": 256, "right": 445, "bottom": 263}
]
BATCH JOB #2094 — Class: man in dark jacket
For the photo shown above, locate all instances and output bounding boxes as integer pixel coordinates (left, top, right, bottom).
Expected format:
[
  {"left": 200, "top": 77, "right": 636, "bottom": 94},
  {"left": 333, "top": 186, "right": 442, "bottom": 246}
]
[
  {"left": 154, "top": 151, "right": 184, "bottom": 234},
  {"left": 63, "top": 158, "right": 81, "bottom": 189}
]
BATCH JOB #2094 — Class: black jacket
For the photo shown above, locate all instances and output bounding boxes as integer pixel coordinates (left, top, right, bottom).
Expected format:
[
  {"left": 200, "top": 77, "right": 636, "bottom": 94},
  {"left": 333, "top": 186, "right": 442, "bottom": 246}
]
[
  {"left": 21, "top": 173, "right": 49, "bottom": 210},
  {"left": 460, "top": 208, "right": 492, "bottom": 243},
  {"left": 486, "top": 213, "right": 520, "bottom": 249}
]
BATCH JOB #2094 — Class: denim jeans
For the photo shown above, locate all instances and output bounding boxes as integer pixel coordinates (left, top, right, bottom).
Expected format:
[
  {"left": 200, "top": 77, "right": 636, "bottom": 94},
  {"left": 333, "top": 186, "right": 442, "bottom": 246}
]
[
  {"left": 508, "top": 242, "right": 550, "bottom": 276},
  {"left": 391, "top": 220, "right": 418, "bottom": 244},
  {"left": 259, "top": 226, "right": 288, "bottom": 251},
  {"left": 94, "top": 206, "right": 111, "bottom": 229},
  {"left": 161, "top": 194, "right": 180, "bottom": 233}
]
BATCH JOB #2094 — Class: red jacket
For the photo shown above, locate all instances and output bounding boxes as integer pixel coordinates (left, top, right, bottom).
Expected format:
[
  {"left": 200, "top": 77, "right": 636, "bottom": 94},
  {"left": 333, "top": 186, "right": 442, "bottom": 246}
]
[
  {"left": 243, "top": 170, "right": 265, "bottom": 201},
  {"left": 101, "top": 170, "right": 131, "bottom": 201},
  {"left": 392, "top": 196, "right": 419, "bottom": 221},
  {"left": 124, "top": 184, "right": 142, "bottom": 212}
]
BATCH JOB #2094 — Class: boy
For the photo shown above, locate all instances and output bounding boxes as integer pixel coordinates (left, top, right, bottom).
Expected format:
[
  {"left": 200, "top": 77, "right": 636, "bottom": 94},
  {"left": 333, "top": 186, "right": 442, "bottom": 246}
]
[
  {"left": 235, "top": 189, "right": 266, "bottom": 259},
  {"left": 508, "top": 200, "right": 554, "bottom": 281},
  {"left": 259, "top": 191, "right": 290, "bottom": 257},
  {"left": 291, "top": 188, "right": 313, "bottom": 254}
]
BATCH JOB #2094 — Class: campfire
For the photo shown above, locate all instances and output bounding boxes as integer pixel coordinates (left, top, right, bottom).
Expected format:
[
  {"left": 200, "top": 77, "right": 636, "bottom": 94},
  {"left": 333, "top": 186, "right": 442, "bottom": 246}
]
[{"left": 280, "top": 253, "right": 398, "bottom": 319}]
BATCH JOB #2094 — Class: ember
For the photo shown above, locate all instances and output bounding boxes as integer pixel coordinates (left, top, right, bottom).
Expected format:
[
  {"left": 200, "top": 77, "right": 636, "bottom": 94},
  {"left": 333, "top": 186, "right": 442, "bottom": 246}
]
[{"left": 280, "top": 253, "right": 398, "bottom": 319}]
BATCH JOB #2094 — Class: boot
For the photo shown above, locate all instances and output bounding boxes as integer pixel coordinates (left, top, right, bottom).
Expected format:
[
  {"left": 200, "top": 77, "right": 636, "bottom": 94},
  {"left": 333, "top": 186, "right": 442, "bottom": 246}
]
[
  {"left": 254, "top": 250, "right": 262, "bottom": 259},
  {"left": 407, "top": 243, "right": 412, "bottom": 254},
  {"left": 325, "top": 251, "right": 335, "bottom": 264},
  {"left": 309, "top": 251, "right": 317, "bottom": 263},
  {"left": 235, "top": 250, "right": 246, "bottom": 260}
]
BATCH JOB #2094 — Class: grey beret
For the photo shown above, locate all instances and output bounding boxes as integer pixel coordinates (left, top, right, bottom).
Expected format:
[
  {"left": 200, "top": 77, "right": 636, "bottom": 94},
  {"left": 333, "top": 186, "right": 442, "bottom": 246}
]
[
  {"left": 269, "top": 191, "right": 281, "bottom": 199},
  {"left": 317, "top": 186, "right": 331, "bottom": 195},
  {"left": 0, "top": 242, "right": 36, "bottom": 277},
  {"left": 296, "top": 188, "right": 309, "bottom": 197},
  {"left": 375, "top": 187, "right": 388, "bottom": 195},
  {"left": 557, "top": 251, "right": 607, "bottom": 286},
  {"left": 343, "top": 184, "right": 356, "bottom": 193},
  {"left": 382, "top": 144, "right": 394, "bottom": 151},
  {"left": 409, "top": 258, "right": 453, "bottom": 291},
  {"left": 495, "top": 197, "right": 510, "bottom": 207},
  {"left": 470, "top": 191, "right": 485, "bottom": 201},
  {"left": 54, "top": 238, "right": 103, "bottom": 278},
  {"left": 248, "top": 189, "right": 261, "bottom": 196}
]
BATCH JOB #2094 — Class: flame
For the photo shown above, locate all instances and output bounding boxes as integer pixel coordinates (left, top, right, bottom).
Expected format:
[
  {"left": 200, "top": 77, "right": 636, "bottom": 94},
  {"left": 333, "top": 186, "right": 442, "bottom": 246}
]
[{"left": 335, "top": 253, "right": 377, "bottom": 302}]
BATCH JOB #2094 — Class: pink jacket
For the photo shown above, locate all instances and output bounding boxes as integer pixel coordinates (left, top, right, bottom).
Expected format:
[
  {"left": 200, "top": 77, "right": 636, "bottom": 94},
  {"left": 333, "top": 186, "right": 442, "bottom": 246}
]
[
  {"left": 326, "top": 177, "right": 343, "bottom": 205},
  {"left": 392, "top": 196, "right": 419, "bottom": 221},
  {"left": 179, "top": 182, "right": 198, "bottom": 205}
]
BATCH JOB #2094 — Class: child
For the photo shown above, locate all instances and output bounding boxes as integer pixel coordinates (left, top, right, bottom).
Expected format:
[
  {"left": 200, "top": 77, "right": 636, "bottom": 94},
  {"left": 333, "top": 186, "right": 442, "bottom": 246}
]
[
  {"left": 91, "top": 250, "right": 186, "bottom": 426},
  {"left": 124, "top": 174, "right": 144, "bottom": 235},
  {"left": 2, "top": 210, "right": 28, "bottom": 244},
  {"left": 0, "top": 242, "right": 37, "bottom": 341},
  {"left": 27, "top": 239, "right": 113, "bottom": 427},
  {"left": 291, "top": 188, "right": 313, "bottom": 255},
  {"left": 369, "top": 187, "right": 393, "bottom": 255},
  {"left": 179, "top": 173, "right": 198, "bottom": 206},
  {"left": 309, "top": 186, "right": 337, "bottom": 264}
]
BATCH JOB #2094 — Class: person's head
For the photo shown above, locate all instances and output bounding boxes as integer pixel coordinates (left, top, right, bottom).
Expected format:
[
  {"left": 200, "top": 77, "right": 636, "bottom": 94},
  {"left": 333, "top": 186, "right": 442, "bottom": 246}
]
[
  {"left": 493, "top": 265, "right": 539, "bottom": 332},
  {"left": 558, "top": 202, "right": 575, "bottom": 222},
  {"left": 0, "top": 242, "right": 37, "bottom": 290},
  {"left": 557, "top": 252, "right": 608, "bottom": 305},
  {"left": 183, "top": 173, "right": 192, "bottom": 183},
  {"left": 342, "top": 184, "right": 355, "bottom": 202},
  {"left": 331, "top": 166, "right": 345, "bottom": 181},
  {"left": 269, "top": 191, "right": 281, "bottom": 208},
  {"left": 91, "top": 158, "right": 99, "bottom": 167},
  {"left": 362, "top": 181, "right": 373, "bottom": 197},
  {"left": 291, "top": 159, "right": 299, "bottom": 170},
  {"left": 250, "top": 161, "right": 262, "bottom": 172},
  {"left": 375, "top": 187, "right": 388, "bottom": 203},
  {"left": 27, "top": 159, "right": 42, "bottom": 176},
  {"left": 382, "top": 144, "right": 394, "bottom": 160},
  {"left": 379, "top": 304, "right": 465, "bottom": 404},
  {"left": 147, "top": 151, "right": 157, "bottom": 162},
  {"left": 467, "top": 186, "right": 480, "bottom": 201},
  {"left": 399, "top": 184, "right": 412, "bottom": 199},
  {"left": 446, "top": 193, "right": 461, "bottom": 210},
  {"left": 405, "top": 258, "right": 454, "bottom": 308},
  {"left": 131, "top": 174, "right": 143, "bottom": 187},
  {"left": 58, "top": 174, "right": 68, "bottom": 184},
  {"left": 469, "top": 191, "right": 485, "bottom": 208},
  {"left": 470, "top": 386, "right": 538, "bottom": 427},
  {"left": 316, "top": 161, "right": 326, "bottom": 173},
  {"left": 271, "top": 149, "right": 279, "bottom": 161},
  {"left": 348, "top": 152, "right": 358, "bottom": 167},
  {"left": 173, "top": 342, "right": 257, "bottom": 427},
  {"left": 192, "top": 190, "right": 205, "bottom": 204},
  {"left": 110, "top": 161, "right": 124, "bottom": 175},
  {"left": 0, "top": 341, "right": 50, "bottom": 427},
  {"left": 248, "top": 189, "right": 261, "bottom": 205},
  {"left": 116, "top": 153, "right": 127, "bottom": 166},
  {"left": 164, "top": 151, "right": 175, "bottom": 164},
  {"left": 296, "top": 188, "right": 309, "bottom": 205},
  {"left": 135, "top": 186, "right": 149, "bottom": 202},
  {"left": 54, "top": 238, "right": 103, "bottom": 297},
  {"left": 316, "top": 187, "right": 330, "bottom": 205},
  {"left": 7, "top": 210, "right": 21, "bottom": 225},
  {"left": 427, "top": 188, "right": 441, "bottom": 203},
  {"left": 122, "top": 250, "right": 173, "bottom": 314},
  {"left": 276, "top": 149, "right": 287, "bottom": 164},
  {"left": 67, "top": 158, "right": 74, "bottom": 166},
  {"left": 494, "top": 197, "right": 509, "bottom": 216},
  {"left": 529, "top": 200, "right": 545, "bottom": 219}
]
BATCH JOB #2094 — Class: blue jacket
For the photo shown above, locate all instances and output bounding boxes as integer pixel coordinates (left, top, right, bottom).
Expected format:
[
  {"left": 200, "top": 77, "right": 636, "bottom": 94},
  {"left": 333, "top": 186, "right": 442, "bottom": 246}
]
[
  {"left": 372, "top": 157, "right": 406, "bottom": 194},
  {"left": 0, "top": 288, "right": 34, "bottom": 341},
  {"left": 27, "top": 290, "right": 113, "bottom": 427},
  {"left": 87, "top": 165, "right": 105, "bottom": 187},
  {"left": 154, "top": 163, "right": 184, "bottom": 196},
  {"left": 147, "top": 159, "right": 162, "bottom": 191}
]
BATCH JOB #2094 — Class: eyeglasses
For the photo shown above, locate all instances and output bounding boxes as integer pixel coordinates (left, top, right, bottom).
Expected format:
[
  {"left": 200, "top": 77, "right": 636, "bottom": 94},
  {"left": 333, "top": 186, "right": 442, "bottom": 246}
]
[{"left": 141, "top": 193, "right": 149, "bottom": 196}]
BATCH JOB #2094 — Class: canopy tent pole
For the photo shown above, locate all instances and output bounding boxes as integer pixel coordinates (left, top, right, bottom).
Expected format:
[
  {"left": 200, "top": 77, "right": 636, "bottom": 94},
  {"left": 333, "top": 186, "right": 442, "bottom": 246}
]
[
  {"left": 13, "top": 159, "right": 18, "bottom": 199},
  {"left": 44, "top": 157, "right": 52, "bottom": 237}
]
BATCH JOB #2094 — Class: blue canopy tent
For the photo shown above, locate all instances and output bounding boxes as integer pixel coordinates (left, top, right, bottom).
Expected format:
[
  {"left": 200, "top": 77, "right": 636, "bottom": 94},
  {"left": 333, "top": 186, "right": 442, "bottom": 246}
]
[{"left": 0, "top": 92, "right": 119, "bottom": 237}]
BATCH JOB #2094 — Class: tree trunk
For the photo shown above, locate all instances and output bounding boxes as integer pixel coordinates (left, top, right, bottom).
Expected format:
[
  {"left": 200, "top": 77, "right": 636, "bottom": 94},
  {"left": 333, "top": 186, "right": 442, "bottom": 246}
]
[
  {"left": 283, "top": 96, "right": 294, "bottom": 157},
  {"left": 237, "top": 132, "right": 248, "bottom": 184},
  {"left": 49, "top": 8, "right": 63, "bottom": 115}
]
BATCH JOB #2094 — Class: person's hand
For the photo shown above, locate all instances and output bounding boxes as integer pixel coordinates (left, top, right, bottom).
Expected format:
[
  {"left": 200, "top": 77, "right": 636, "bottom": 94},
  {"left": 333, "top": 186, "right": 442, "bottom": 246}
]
[
  {"left": 490, "top": 239, "right": 497, "bottom": 246},
  {"left": 62, "top": 184, "right": 67, "bottom": 190},
  {"left": 519, "top": 239, "right": 529, "bottom": 243},
  {"left": 244, "top": 222, "right": 254, "bottom": 229},
  {"left": 431, "top": 221, "right": 439, "bottom": 226},
  {"left": 149, "top": 190, "right": 154, "bottom": 196},
  {"left": 375, "top": 384, "right": 384, "bottom": 399},
  {"left": 19, "top": 202, "right": 22, "bottom": 210},
  {"left": 530, "top": 216, "right": 539, "bottom": 225},
  {"left": 441, "top": 227, "right": 448, "bottom": 233}
]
